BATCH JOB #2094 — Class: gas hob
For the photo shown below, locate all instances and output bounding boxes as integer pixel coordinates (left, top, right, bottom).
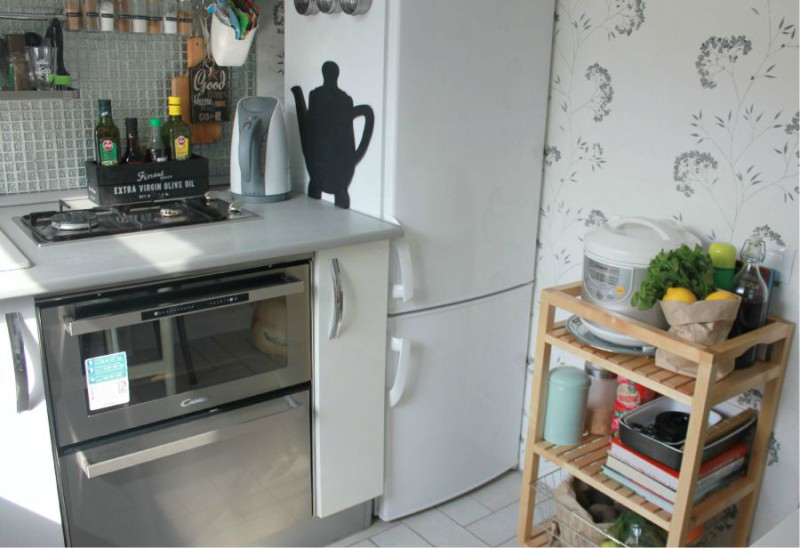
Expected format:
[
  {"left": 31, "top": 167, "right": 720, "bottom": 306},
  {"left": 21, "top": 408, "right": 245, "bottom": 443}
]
[{"left": 15, "top": 195, "right": 258, "bottom": 245}]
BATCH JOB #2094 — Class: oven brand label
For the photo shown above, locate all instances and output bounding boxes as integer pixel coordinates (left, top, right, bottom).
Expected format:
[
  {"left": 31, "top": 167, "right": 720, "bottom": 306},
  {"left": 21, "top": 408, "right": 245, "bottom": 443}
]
[{"left": 85, "top": 351, "right": 130, "bottom": 411}]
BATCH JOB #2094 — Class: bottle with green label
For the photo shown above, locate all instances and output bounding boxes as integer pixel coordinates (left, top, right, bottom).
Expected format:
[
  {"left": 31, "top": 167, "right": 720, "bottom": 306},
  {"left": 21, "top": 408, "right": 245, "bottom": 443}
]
[
  {"left": 161, "top": 96, "right": 191, "bottom": 161},
  {"left": 95, "top": 99, "right": 121, "bottom": 166}
]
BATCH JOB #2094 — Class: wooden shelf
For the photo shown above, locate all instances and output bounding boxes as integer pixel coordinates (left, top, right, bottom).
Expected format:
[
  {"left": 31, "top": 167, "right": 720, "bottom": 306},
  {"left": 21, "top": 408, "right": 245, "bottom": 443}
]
[
  {"left": 517, "top": 282, "right": 795, "bottom": 547},
  {"left": 0, "top": 90, "right": 80, "bottom": 101}
]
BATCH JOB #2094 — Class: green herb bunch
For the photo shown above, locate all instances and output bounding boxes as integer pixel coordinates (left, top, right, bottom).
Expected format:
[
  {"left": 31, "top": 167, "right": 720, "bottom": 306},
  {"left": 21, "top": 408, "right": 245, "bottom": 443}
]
[{"left": 631, "top": 244, "right": 716, "bottom": 310}]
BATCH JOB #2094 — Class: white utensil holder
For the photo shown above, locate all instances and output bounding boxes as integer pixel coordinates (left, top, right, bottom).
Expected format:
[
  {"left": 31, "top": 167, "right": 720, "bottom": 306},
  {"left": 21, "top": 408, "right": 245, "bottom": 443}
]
[{"left": 210, "top": 15, "right": 256, "bottom": 67}]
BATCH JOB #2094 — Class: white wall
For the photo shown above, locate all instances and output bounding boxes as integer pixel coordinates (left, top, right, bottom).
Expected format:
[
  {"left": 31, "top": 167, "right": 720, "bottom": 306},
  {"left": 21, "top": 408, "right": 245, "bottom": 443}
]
[{"left": 523, "top": 0, "right": 799, "bottom": 543}]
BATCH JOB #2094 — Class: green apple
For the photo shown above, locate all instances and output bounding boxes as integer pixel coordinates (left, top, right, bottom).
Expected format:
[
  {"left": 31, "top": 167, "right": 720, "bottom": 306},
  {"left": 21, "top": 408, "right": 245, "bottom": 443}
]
[{"left": 709, "top": 242, "right": 737, "bottom": 269}]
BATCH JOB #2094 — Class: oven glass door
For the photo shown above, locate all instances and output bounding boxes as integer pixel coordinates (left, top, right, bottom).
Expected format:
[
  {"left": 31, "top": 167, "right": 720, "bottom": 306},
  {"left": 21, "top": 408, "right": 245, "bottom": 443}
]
[{"left": 38, "top": 261, "right": 312, "bottom": 447}]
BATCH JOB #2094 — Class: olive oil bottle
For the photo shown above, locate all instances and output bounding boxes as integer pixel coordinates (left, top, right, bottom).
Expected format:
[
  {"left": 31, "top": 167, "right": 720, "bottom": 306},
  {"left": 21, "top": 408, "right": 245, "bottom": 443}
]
[
  {"left": 161, "top": 96, "right": 191, "bottom": 161},
  {"left": 95, "top": 99, "right": 121, "bottom": 166}
]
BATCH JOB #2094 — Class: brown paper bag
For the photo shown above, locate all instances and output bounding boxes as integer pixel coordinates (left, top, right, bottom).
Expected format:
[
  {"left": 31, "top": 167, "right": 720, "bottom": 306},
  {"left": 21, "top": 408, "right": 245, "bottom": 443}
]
[{"left": 655, "top": 297, "right": 741, "bottom": 380}]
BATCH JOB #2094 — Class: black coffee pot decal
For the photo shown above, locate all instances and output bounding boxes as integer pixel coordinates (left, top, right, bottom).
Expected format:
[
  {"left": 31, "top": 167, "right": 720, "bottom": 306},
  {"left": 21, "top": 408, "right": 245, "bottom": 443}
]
[{"left": 291, "top": 61, "right": 374, "bottom": 209}]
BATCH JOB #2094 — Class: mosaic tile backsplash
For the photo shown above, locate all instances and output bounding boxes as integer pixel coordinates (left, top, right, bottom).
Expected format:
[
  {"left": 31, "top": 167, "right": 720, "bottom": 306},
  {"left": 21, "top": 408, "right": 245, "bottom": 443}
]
[{"left": 0, "top": 0, "right": 261, "bottom": 195}]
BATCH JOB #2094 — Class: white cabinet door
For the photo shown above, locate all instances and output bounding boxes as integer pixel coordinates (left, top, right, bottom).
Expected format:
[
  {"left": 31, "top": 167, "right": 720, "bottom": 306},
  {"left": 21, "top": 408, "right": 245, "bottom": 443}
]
[
  {"left": 0, "top": 298, "right": 64, "bottom": 546},
  {"left": 313, "top": 240, "right": 389, "bottom": 518}
]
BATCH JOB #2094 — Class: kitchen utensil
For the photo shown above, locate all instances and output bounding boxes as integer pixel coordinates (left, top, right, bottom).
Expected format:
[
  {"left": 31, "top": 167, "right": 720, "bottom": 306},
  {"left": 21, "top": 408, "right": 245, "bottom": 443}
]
[
  {"left": 230, "top": 96, "right": 290, "bottom": 203},
  {"left": 45, "top": 19, "right": 72, "bottom": 90},
  {"left": 565, "top": 315, "right": 655, "bottom": 356},
  {"left": 209, "top": 11, "right": 256, "bottom": 66},
  {"left": 170, "top": 36, "right": 222, "bottom": 145},
  {"left": 317, "top": 0, "right": 340, "bottom": 14},
  {"left": 543, "top": 366, "right": 590, "bottom": 446},
  {"left": 581, "top": 217, "right": 701, "bottom": 347},
  {"left": 24, "top": 32, "right": 44, "bottom": 47},
  {"left": 294, "top": 0, "right": 319, "bottom": 15}
]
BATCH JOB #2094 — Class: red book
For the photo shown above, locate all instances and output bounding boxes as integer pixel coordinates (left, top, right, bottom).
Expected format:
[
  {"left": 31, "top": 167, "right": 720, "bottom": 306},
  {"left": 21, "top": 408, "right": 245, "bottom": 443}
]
[{"left": 608, "top": 437, "right": 748, "bottom": 491}]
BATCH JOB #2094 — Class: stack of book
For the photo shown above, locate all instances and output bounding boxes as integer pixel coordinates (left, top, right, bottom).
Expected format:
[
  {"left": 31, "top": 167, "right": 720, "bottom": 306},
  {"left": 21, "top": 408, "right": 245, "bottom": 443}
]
[{"left": 601, "top": 437, "right": 747, "bottom": 513}]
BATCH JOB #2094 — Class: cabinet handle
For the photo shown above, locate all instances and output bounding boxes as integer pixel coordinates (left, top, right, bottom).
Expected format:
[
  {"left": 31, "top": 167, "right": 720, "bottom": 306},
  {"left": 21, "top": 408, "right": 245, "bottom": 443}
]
[
  {"left": 5, "top": 312, "right": 29, "bottom": 413},
  {"left": 387, "top": 337, "right": 411, "bottom": 408},
  {"left": 329, "top": 258, "right": 343, "bottom": 339},
  {"left": 391, "top": 238, "right": 415, "bottom": 302}
]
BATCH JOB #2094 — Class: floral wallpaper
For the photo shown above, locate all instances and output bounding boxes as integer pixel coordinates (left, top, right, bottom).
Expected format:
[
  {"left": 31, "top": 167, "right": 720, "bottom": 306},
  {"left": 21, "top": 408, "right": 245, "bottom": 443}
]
[{"left": 522, "top": 0, "right": 798, "bottom": 543}]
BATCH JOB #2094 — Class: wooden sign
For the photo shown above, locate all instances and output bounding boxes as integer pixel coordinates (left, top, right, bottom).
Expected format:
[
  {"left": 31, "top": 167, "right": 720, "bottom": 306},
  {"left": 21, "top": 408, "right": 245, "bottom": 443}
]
[{"left": 188, "top": 59, "right": 231, "bottom": 124}]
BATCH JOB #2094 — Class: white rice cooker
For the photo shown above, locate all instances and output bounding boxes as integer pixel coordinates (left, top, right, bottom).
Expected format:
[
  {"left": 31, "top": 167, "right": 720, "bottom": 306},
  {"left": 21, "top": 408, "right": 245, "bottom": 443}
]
[{"left": 581, "top": 217, "right": 701, "bottom": 347}]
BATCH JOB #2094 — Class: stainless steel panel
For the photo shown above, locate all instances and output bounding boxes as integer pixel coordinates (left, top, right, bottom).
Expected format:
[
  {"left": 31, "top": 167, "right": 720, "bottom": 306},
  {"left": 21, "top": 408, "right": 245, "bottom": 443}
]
[{"left": 58, "top": 390, "right": 312, "bottom": 547}]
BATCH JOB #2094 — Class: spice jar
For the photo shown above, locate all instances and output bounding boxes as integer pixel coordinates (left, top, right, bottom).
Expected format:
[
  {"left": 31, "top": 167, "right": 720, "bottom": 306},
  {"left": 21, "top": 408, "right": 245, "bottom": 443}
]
[
  {"left": 6, "top": 34, "right": 31, "bottom": 91},
  {"left": 611, "top": 376, "right": 657, "bottom": 434},
  {"left": 64, "top": 0, "right": 82, "bottom": 31},
  {"left": 584, "top": 362, "right": 616, "bottom": 435},
  {"left": 543, "top": 366, "right": 589, "bottom": 446}
]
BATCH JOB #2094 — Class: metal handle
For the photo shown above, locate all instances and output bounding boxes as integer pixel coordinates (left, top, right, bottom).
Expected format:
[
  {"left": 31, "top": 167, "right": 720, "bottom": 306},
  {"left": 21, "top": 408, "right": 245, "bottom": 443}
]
[
  {"left": 391, "top": 238, "right": 415, "bottom": 302},
  {"left": 387, "top": 337, "right": 411, "bottom": 408},
  {"left": 5, "top": 312, "right": 29, "bottom": 413},
  {"left": 78, "top": 394, "right": 306, "bottom": 478},
  {"left": 329, "top": 258, "right": 343, "bottom": 339},
  {"left": 65, "top": 278, "right": 304, "bottom": 336}
]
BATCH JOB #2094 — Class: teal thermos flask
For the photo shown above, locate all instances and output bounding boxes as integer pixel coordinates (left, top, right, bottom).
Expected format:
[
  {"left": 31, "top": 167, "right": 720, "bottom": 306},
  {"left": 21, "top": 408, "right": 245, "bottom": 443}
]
[{"left": 543, "top": 366, "right": 590, "bottom": 445}]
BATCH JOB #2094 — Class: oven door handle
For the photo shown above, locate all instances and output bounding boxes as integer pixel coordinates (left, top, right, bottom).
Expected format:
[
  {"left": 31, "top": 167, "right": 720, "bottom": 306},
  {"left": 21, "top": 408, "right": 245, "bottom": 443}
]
[
  {"left": 77, "top": 394, "right": 307, "bottom": 479},
  {"left": 64, "top": 278, "right": 305, "bottom": 336},
  {"left": 5, "top": 312, "right": 30, "bottom": 413}
]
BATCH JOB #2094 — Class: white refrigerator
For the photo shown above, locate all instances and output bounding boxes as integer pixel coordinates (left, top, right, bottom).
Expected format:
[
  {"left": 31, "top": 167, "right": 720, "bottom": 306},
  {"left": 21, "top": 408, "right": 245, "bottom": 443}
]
[{"left": 285, "top": 0, "right": 555, "bottom": 521}]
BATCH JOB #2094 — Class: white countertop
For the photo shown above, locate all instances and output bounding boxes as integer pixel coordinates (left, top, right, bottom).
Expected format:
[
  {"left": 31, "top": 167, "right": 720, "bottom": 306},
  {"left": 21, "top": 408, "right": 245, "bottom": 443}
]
[{"left": 0, "top": 191, "right": 402, "bottom": 300}]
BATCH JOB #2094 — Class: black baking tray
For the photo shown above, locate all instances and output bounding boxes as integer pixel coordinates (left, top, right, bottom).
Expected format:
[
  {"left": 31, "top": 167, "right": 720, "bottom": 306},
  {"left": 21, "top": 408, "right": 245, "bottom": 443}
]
[{"left": 619, "top": 398, "right": 755, "bottom": 470}]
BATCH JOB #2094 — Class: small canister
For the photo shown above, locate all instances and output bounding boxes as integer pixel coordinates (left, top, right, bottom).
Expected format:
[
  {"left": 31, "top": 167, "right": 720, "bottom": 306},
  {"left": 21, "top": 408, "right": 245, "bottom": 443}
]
[
  {"left": 543, "top": 366, "right": 590, "bottom": 445},
  {"left": 611, "top": 376, "right": 657, "bottom": 434},
  {"left": 584, "top": 362, "right": 617, "bottom": 435}
]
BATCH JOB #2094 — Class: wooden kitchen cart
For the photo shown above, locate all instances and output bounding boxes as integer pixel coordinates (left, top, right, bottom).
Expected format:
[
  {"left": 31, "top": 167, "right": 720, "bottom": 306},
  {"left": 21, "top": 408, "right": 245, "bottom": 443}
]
[{"left": 517, "top": 282, "right": 794, "bottom": 547}]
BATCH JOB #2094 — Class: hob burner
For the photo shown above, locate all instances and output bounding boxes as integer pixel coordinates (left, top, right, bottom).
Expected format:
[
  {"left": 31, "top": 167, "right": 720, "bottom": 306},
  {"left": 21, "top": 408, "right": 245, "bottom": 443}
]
[{"left": 51, "top": 211, "right": 99, "bottom": 231}]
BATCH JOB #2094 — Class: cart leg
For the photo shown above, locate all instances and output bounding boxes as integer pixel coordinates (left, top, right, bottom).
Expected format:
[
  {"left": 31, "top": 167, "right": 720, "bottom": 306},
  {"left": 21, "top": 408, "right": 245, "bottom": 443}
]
[
  {"left": 731, "top": 337, "right": 791, "bottom": 546},
  {"left": 517, "top": 293, "right": 556, "bottom": 546}
]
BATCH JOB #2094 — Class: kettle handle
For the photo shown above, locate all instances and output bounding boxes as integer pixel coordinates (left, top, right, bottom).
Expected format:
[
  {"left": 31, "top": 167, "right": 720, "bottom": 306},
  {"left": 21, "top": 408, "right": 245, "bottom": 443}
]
[{"left": 352, "top": 104, "right": 374, "bottom": 165}]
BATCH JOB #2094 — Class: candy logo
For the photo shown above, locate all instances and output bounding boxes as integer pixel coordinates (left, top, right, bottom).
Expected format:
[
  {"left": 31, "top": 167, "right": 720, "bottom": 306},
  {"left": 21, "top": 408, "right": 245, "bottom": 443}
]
[{"left": 102, "top": 140, "right": 114, "bottom": 151}]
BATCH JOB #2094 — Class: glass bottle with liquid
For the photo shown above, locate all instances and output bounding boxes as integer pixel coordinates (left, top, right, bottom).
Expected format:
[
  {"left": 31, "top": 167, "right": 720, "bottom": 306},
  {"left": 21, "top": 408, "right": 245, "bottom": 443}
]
[
  {"left": 162, "top": 96, "right": 191, "bottom": 161},
  {"left": 95, "top": 100, "right": 121, "bottom": 166},
  {"left": 729, "top": 238, "right": 770, "bottom": 369},
  {"left": 145, "top": 118, "right": 168, "bottom": 162},
  {"left": 122, "top": 118, "right": 146, "bottom": 164}
]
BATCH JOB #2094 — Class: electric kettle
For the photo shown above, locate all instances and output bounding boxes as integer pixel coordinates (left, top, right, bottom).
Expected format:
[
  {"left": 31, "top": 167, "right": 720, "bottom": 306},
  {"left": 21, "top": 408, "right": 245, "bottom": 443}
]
[{"left": 230, "top": 96, "right": 291, "bottom": 202}]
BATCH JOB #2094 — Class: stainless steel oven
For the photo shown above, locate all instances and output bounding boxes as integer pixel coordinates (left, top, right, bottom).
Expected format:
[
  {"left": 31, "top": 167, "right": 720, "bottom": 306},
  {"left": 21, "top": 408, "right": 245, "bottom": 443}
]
[{"left": 37, "top": 259, "right": 317, "bottom": 546}]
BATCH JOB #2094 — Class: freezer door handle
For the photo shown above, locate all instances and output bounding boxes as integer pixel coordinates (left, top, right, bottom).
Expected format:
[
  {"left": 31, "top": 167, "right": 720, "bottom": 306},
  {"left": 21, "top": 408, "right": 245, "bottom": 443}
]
[
  {"left": 77, "top": 394, "right": 307, "bottom": 478},
  {"left": 387, "top": 336, "right": 411, "bottom": 408},
  {"left": 5, "top": 312, "right": 29, "bottom": 413},
  {"left": 391, "top": 238, "right": 415, "bottom": 302},
  {"left": 329, "top": 258, "right": 343, "bottom": 339}
]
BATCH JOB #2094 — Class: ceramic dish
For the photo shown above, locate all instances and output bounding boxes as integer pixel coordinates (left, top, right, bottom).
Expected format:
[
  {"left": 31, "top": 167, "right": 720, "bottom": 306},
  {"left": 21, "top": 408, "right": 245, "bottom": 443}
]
[{"left": 566, "top": 315, "right": 656, "bottom": 356}]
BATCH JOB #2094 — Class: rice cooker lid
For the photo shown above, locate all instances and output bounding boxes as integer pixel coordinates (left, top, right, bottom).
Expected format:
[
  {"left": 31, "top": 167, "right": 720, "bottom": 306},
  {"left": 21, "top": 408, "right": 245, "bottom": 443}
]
[{"left": 585, "top": 217, "right": 700, "bottom": 268}]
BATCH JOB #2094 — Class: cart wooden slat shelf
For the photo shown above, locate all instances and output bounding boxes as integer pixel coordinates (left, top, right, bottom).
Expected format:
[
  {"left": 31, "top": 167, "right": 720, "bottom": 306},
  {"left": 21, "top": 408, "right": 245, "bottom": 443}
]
[{"left": 518, "top": 282, "right": 794, "bottom": 547}]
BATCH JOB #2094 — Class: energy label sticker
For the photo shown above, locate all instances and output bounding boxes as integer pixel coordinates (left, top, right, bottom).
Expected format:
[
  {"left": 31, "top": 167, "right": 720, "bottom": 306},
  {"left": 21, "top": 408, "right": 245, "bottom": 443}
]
[{"left": 85, "top": 351, "right": 130, "bottom": 411}]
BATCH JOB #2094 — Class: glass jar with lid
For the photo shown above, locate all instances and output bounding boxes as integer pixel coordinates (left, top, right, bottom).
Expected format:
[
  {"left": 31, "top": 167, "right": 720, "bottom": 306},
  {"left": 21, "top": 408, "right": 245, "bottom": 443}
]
[{"left": 584, "top": 361, "right": 616, "bottom": 435}]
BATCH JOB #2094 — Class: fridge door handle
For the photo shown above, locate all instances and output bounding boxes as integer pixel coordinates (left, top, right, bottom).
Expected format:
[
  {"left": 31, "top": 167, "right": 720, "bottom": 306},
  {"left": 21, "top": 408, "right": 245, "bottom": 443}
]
[
  {"left": 391, "top": 238, "right": 415, "bottom": 302},
  {"left": 329, "top": 258, "right": 343, "bottom": 339},
  {"left": 387, "top": 336, "right": 411, "bottom": 408},
  {"left": 5, "top": 312, "right": 29, "bottom": 413}
]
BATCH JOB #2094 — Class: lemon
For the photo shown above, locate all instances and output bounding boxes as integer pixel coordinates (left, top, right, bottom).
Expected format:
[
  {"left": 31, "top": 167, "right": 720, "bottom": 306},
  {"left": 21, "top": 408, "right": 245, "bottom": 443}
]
[
  {"left": 662, "top": 287, "right": 697, "bottom": 303},
  {"left": 705, "top": 289, "right": 737, "bottom": 301}
]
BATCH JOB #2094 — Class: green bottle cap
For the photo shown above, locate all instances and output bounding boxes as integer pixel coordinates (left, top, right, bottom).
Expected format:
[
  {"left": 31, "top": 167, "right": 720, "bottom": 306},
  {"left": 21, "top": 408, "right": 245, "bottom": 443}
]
[{"left": 149, "top": 117, "right": 162, "bottom": 127}]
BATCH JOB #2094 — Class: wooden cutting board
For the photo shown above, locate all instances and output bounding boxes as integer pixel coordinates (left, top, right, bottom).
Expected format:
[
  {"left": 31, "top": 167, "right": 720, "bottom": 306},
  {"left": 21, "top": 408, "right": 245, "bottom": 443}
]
[{"left": 171, "top": 37, "right": 222, "bottom": 145}]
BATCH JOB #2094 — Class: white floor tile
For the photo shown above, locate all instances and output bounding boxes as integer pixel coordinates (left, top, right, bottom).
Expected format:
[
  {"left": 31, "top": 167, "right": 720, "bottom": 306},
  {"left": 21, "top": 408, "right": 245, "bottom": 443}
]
[
  {"left": 331, "top": 518, "right": 396, "bottom": 547},
  {"left": 467, "top": 502, "right": 520, "bottom": 547},
  {"left": 370, "top": 524, "right": 432, "bottom": 547},
  {"left": 403, "top": 508, "right": 488, "bottom": 547},
  {"left": 438, "top": 496, "right": 493, "bottom": 527},
  {"left": 469, "top": 471, "right": 523, "bottom": 512}
]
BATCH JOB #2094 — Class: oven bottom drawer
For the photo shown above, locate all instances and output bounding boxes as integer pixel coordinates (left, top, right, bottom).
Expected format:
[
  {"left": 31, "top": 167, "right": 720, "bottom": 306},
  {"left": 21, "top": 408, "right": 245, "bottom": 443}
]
[{"left": 57, "top": 389, "right": 311, "bottom": 547}]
